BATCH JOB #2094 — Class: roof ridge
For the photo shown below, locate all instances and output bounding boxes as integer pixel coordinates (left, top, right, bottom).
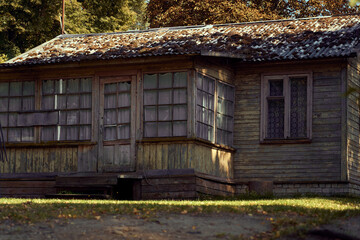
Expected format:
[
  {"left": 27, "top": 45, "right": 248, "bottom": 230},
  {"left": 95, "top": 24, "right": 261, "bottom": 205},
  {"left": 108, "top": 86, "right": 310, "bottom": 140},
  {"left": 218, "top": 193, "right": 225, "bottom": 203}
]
[{"left": 57, "top": 13, "right": 360, "bottom": 39}]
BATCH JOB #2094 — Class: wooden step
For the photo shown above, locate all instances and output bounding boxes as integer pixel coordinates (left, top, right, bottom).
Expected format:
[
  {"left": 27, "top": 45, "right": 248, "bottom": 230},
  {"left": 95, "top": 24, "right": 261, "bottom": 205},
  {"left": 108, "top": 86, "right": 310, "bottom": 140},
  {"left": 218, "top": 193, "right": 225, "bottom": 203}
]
[{"left": 45, "top": 193, "right": 111, "bottom": 200}]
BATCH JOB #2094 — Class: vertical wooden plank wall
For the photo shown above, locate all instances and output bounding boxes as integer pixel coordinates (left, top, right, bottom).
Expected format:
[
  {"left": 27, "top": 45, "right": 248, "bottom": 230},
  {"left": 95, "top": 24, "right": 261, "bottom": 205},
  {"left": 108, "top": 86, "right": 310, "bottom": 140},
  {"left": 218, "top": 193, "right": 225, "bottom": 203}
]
[
  {"left": 0, "top": 147, "right": 78, "bottom": 173},
  {"left": 347, "top": 57, "right": 360, "bottom": 186},
  {"left": 233, "top": 62, "right": 344, "bottom": 182},
  {"left": 137, "top": 142, "right": 233, "bottom": 178}
]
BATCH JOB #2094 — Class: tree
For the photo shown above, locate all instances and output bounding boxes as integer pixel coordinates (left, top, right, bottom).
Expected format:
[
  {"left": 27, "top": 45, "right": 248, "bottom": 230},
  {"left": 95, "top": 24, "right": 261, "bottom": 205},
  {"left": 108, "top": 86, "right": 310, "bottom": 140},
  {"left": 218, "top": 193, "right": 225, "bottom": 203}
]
[
  {"left": 146, "top": 0, "right": 360, "bottom": 28},
  {"left": 0, "top": 0, "right": 146, "bottom": 63}
]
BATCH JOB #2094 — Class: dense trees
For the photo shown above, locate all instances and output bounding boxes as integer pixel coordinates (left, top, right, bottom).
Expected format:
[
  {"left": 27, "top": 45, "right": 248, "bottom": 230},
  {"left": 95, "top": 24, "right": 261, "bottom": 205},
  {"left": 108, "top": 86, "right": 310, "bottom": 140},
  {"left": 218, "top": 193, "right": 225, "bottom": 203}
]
[
  {"left": 0, "top": 0, "right": 146, "bottom": 62},
  {"left": 146, "top": 0, "right": 360, "bottom": 28}
]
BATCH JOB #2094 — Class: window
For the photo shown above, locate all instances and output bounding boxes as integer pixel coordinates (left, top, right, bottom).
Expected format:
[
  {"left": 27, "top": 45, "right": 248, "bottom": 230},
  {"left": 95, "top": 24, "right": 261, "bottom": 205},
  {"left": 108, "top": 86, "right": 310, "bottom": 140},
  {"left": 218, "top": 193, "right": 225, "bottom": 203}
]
[
  {"left": 196, "top": 74, "right": 215, "bottom": 142},
  {"left": 216, "top": 82, "right": 234, "bottom": 146},
  {"left": 143, "top": 72, "right": 187, "bottom": 137},
  {"left": 196, "top": 73, "right": 235, "bottom": 146},
  {"left": 0, "top": 81, "right": 35, "bottom": 142},
  {"left": 261, "top": 74, "right": 312, "bottom": 141},
  {"left": 41, "top": 78, "right": 92, "bottom": 141},
  {"left": 103, "top": 81, "right": 131, "bottom": 140}
]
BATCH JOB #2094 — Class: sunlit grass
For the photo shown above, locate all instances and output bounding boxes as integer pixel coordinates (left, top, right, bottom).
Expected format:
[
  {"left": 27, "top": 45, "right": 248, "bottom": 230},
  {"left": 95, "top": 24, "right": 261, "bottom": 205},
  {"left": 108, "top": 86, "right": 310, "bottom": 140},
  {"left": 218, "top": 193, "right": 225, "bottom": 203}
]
[{"left": 0, "top": 197, "right": 359, "bottom": 238}]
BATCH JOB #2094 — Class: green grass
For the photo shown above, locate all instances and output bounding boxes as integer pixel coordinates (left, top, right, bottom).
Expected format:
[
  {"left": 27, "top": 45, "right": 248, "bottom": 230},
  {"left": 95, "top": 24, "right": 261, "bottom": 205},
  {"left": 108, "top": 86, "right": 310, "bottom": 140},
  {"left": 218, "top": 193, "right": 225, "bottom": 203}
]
[{"left": 0, "top": 197, "right": 359, "bottom": 239}]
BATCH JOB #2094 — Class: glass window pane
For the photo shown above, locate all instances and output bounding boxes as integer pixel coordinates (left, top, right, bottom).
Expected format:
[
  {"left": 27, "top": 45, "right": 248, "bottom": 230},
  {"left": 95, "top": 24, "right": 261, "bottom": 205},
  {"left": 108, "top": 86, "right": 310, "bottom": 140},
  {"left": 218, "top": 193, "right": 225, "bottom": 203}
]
[
  {"left": 144, "top": 106, "right": 157, "bottom": 121},
  {"left": 0, "top": 98, "right": 8, "bottom": 112},
  {"left": 43, "top": 81, "right": 51, "bottom": 97},
  {"left": 42, "top": 96, "right": 54, "bottom": 110},
  {"left": 67, "top": 111, "right": 79, "bottom": 125},
  {"left": 104, "top": 126, "right": 116, "bottom": 140},
  {"left": 196, "top": 90, "right": 202, "bottom": 106},
  {"left": 159, "top": 73, "right": 172, "bottom": 88},
  {"left": 67, "top": 95, "right": 79, "bottom": 109},
  {"left": 267, "top": 99, "right": 284, "bottom": 139},
  {"left": 8, "top": 113, "right": 17, "bottom": 126},
  {"left": 80, "top": 78, "right": 92, "bottom": 92},
  {"left": 144, "top": 122, "right": 157, "bottom": 137},
  {"left": 173, "top": 105, "right": 187, "bottom": 120},
  {"left": 9, "top": 98, "right": 21, "bottom": 111},
  {"left": 118, "top": 109, "right": 130, "bottom": 124},
  {"left": 158, "top": 122, "right": 171, "bottom": 137},
  {"left": 23, "top": 81, "right": 35, "bottom": 95},
  {"left": 105, "top": 83, "right": 117, "bottom": 93},
  {"left": 55, "top": 79, "right": 66, "bottom": 94},
  {"left": 58, "top": 126, "right": 66, "bottom": 141},
  {"left": 67, "top": 126, "right": 79, "bottom": 140},
  {"left": 80, "top": 110, "right": 92, "bottom": 124},
  {"left": 21, "top": 127, "right": 34, "bottom": 142},
  {"left": 203, "top": 77, "right": 209, "bottom": 92},
  {"left": 158, "top": 90, "right": 172, "bottom": 105},
  {"left": 0, "top": 113, "right": 8, "bottom": 127},
  {"left": 117, "top": 124, "right": 130, "bottom": 139},
  {"left": 118, "top": 93, "right": 131, "bottom": 107},
  {"left": 59, "top": 111, "right": 67, "bottom": 124},
  {"left": 202, "top": 92, "right": 208, "bottom": 108},
  {"left": 8, "top": 128, "right": 21, "bottom": 142},
  {"left": 118, "top": 82, "right": 131, "bottom": 91},
  {"left": 0, "top": 82, "right": 9, "bottom": 96},
  {"left": 290, "top": 77, "right": 307, "bottom": 138},
  {"left": 144, "top": 74, "right": 157, "bottom": 89},
  {"left": 22, "top": 96, "right": 34, "bottom": 111},
  {"left": 80, "top": 94, "right": 91, "bottom": 108},
  {"left": 218, "top": 83, "right": 225, "bottom": 99},
  {"left": 173, "top": 89, "right": 187, "bottom": 104},
  {"left": 158, "top": 106, "right": 171, "bottom": 121},
  {"left": 104, "top": 109, "right": 117, "bottom": 125},
  {"left": 173, "top": 121, "right": 186, "bottom": 136},
  {"left": 105, "top": 94, "right": 117, "bottom": 108},
  {"left": 67, "top": 79, "right": 79, "bottom": 93},
  {"left": 10, "top": 82, "right": 22, "bottom": 96},
  {"left": 174, "top": 72, "right": 187, "bottom": 87},
  {"left": 57, "top": 95, "right": 67, "bottom": 109},
  {"left": 269, "top": 79, "right": 283, "bottom": 96},
  {"left": 79, "top": 125, "right": 91, "bottom": 140},
  {"left": 144, "top": 91, "right": 157, "bottom": 105},
  {"left": 41, "top": 127, "right": 55, "bottom": 141}
]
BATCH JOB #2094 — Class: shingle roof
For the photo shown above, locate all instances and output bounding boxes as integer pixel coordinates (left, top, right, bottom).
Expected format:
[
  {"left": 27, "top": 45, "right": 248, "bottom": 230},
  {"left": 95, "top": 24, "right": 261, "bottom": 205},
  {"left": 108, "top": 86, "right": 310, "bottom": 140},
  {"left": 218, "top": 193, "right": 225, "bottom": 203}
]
[{"left": 2, "top": 14, "right": 360, "bottom": 67}]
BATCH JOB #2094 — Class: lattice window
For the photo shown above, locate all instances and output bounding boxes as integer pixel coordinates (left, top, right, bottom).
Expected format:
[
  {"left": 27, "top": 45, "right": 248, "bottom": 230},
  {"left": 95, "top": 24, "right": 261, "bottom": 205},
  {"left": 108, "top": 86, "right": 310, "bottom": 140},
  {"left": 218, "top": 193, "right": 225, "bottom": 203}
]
[
  {"left": 196, "top": 73, "right": 215, "bottom": 142},
  {"left": 41, "top": 78, "right": 92, "bottom": 141},
  {"left": 0, "top": 81, "right": 35, "bottom": 142},
  {"left": 103, "top": 81, "right": 131, "bottom": 140},
  {"left": 216, "top": 82, "right": 234, "bottom": 146},
  {"left": 262, "top": 74, "right": 311, "bottom": 141},
  {"left": 143, "top": 72, "right": 187, "bottom": 137}
]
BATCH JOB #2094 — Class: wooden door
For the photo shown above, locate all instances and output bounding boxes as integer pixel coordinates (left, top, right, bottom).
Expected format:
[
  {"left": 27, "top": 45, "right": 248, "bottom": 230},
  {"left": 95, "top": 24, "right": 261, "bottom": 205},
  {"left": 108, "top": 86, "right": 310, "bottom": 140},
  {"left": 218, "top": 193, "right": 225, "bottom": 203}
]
[{"left": 99, "top": 76, "right": 136, "bottom": 172}]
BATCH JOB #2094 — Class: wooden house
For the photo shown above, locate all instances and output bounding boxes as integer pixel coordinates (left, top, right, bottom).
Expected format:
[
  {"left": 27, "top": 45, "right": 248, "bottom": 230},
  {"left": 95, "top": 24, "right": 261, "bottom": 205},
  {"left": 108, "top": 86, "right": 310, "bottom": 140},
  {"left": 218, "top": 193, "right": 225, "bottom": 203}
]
[{"left": 1, "top": 14, "right": 360, "bottom": 198}]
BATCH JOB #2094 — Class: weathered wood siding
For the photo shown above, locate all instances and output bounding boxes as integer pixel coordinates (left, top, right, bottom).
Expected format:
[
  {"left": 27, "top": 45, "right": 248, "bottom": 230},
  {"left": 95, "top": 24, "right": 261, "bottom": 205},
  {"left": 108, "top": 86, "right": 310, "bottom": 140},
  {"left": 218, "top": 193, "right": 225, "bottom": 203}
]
[
  {"left": 0, "top": 147, "right": 78, "bottom": 173},
  {"left": 347, "top": 56, "right": 360, "bottom": 186},
  {"left": 0, "top": 180, "right": 56, "bottom": 198},
  {"left": 137, "top": 142, "right": 233, "bottom": 178},
  {"left": 234, "top": 62, "right": 344, "bottom": 181}
]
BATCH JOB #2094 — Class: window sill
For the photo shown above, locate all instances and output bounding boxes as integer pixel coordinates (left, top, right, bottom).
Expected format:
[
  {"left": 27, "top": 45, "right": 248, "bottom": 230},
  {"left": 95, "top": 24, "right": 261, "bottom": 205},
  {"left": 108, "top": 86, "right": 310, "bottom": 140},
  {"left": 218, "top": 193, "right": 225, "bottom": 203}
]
[
  {"left": 5, "top": 141, "right": 97, "bottom": 148},
  {"left": 138, "top": 137, "right": 236, "bottom": 152},
  {"left": 260, "top": 139, "right": 311, "bottom": 144}
]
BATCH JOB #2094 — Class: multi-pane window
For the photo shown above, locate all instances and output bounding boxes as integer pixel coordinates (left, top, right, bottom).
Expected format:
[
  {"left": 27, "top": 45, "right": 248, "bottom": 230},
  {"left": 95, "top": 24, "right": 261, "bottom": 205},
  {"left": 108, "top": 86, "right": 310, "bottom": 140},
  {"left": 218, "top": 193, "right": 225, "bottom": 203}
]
[
  {"left": 196, "top": 73, "right": 235, "bottom": 146},
  {"left": 0, "top": 81, "right": 35, "bottom": 142},
  {"left": 143, "top": 72, "right": 187, "bottom": 137},
  {"left": 196, "top": 74, "right": 215, "bottom": 142},
  {"left": 103, "top": 81, "right": 131, "bottom": 140},
  {"left": 216, "top": 82, "right": 234, "bottom": 146},
  {"left": 262, "top": 74, "right": 311, "bottom": 140},
  {"left": 41, "top": 78, "right": 92, "bottom": 141}
]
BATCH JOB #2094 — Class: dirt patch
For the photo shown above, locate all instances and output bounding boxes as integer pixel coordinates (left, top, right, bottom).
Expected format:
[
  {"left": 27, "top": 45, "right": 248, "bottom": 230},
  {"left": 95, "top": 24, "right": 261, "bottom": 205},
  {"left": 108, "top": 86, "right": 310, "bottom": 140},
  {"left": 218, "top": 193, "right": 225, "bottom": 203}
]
[{"left": 0, "top": 213, "right": 272, "bottom": 240}]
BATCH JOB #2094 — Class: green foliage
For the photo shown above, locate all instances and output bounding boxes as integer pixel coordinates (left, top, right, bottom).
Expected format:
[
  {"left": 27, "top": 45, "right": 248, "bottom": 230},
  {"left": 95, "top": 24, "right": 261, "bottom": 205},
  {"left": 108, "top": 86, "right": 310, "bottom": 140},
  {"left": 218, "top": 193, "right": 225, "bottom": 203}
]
[
  {"left": 146, "top": 0, "right": 360, "bottom": 28},
  {"left": 0, "top": 0, "right": 146, "bottom": 61}
]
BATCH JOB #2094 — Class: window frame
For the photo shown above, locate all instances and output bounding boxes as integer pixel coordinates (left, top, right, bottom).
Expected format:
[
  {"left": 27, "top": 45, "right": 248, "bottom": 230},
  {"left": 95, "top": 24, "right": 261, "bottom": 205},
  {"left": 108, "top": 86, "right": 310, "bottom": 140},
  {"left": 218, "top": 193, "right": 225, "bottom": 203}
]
[
  {"left": 142, "top": 70, "right": 189, "bottom": 139},
  {"left": 195, "top": 72, "right": 235, "bottom": 147},
  {"left": 260, "top": 73, "right": 313, "bottom": 142}
]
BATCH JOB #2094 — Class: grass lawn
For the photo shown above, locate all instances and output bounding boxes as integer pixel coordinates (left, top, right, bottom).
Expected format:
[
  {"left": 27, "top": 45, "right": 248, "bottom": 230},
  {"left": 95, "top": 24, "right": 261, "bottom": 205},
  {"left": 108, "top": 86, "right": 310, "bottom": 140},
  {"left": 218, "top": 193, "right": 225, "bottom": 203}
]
[{"left": 0, "top": 196, "right": 359, "bottom": 238}]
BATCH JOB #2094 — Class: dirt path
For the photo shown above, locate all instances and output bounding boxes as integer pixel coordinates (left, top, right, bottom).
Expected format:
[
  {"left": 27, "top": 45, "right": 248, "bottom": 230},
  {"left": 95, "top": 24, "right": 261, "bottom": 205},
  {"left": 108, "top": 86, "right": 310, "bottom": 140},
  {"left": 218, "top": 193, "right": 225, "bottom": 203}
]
[{"left": 0, "top": 213, "right": 272, "bottom": 240}]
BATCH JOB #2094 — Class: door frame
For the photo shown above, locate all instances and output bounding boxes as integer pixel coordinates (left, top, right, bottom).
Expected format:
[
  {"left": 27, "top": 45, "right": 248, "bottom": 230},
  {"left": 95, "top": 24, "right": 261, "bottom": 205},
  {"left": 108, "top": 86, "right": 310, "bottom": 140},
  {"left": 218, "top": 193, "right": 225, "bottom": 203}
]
[{"left": 98, "top": 75, "right": 137, "bottom": 172}]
